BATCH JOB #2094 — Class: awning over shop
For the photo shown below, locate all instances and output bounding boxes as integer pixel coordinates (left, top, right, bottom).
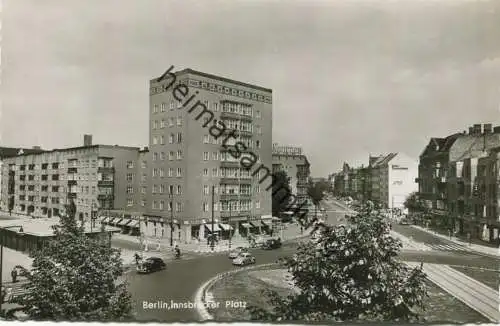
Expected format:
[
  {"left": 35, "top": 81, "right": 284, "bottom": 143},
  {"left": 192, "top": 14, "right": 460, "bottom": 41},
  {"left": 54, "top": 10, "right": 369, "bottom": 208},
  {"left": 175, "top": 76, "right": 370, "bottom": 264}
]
[
  {"left": 261, "top": 220, "right": 271, "bottom": 226},
  {"left": 128, "top": 220, "right": 139, "bottom": 228},
  {"left": 261, "top": 215, "right": 273, "bottom": 220},
  {"left": 205, "top": 224, "right": 222, "bottom": 232},
  {"left": 241, "top": 222, "right": 252, "bottom": 228},
  {"left": 108, "top": 218, "right": 119, "bottom": 224},
  {"left": 283, "top": 211, "right": 295, "bottom": 215},
  {"left": 219, "top": 223, "right": 233, "bottom": 231},
  {"left": 117, "top": 219, "right": 131, "bottom": 226},
  {"left": 272, "top": 216, "right": 281, "bottom": 221},
  {"left": 101, "top": 217, "right": 110, "bottom": 224},
  {"left": 112, "top": 218, "right": 123, "bottom": 225}
]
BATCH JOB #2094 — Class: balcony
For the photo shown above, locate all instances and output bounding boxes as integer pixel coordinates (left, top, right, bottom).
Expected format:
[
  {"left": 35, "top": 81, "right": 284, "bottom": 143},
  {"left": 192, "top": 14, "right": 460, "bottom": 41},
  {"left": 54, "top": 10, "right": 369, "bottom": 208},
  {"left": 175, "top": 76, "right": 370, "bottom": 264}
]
[
  {"left": 220, "top": 210, "right": 251, "bottom": 218},
  {"left": 67, "top": 167, "right": 78, "bottom": 174},
  {"left": 220, "top": 111, "right": 253, "bottom": 122},
  {"left": 67, "top": 180, "right": 77, "bottom": 186},
  {"left": 98, "top": 193, "right": 114, "bottom": 200},
  {"left": 67, "top": 193, "right": 77, "bottom": 199},
  {"left": 98, "top": 180, "right": 114, "bottom": 186},
  {"left": 220, "top": 161, "right": 241, "bottom": 168},
  {"left": 220, "top": 193, "right": 252, "bottom": 200},
  {"left": 98, "top": 166, "right": 114, "bottom": 173},
  {"left": 220, "top": 177, "right": 252, "bottom": 185}
]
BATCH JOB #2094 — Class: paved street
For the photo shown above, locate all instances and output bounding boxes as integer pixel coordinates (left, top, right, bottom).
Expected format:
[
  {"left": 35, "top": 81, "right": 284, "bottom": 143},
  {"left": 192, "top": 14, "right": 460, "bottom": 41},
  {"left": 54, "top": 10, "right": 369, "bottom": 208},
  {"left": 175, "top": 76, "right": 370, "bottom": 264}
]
[{"left": 125, "top": 199, "right": 499, "bottom": 322}]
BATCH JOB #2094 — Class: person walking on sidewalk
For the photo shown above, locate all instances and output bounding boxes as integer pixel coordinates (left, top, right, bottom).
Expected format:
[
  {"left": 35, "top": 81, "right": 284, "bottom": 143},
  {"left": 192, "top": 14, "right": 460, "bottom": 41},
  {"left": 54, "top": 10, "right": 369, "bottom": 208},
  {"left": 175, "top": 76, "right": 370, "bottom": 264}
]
[
  {"left": 11, "top": 268, "right": 18, "bottom": 283},
  {"left": 134, "top": 252, "right": 142, "bottom": 265}
]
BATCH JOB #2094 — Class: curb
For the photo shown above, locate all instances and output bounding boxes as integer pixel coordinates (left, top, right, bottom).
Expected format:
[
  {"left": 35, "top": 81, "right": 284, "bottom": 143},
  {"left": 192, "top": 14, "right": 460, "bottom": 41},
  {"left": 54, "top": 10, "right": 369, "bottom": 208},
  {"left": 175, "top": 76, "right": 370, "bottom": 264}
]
[{"left": 194, "top": 263, "right": 279, "bottom": 321}]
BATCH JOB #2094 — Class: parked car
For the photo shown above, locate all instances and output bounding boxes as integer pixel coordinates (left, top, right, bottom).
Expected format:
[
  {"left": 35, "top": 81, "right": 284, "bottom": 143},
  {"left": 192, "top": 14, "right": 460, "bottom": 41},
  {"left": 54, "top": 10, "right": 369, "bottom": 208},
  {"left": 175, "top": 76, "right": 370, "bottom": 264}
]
[
  {"left": 262, "top": 238, "right": 282, "bottom": 250},
  {"left": 228, "top": 247, "right": 248, "bottom": 259},
  {"left": 137, "top": 257, "right": 166, "bottom": 274},
  {"left": 232, "top": 252, "right": 256, "bottom": 266},
  {"left": 399, "top": 218, "right": 411, "bottom": 225}
]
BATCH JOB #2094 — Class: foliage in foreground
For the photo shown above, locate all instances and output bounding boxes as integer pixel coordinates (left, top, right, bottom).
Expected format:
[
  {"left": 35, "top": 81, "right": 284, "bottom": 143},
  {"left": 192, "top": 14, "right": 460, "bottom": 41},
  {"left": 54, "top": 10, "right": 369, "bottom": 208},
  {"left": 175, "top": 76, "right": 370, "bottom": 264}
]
[
  {"left": 272, "top": 170, "right": 293, "bottom": 217},
  {"left": 248, "top": 203, "right": 428, "bottom": 322},
  {"left": 13, "top": 200, "right": 132, "bottom": 321}
]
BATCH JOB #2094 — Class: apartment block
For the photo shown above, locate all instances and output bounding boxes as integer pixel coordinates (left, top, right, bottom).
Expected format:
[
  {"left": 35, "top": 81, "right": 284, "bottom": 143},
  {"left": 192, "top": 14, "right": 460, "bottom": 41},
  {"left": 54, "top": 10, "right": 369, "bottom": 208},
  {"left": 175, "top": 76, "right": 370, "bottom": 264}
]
[
  {"left": 0, "top": 146, "right": 46, "bottom": 212},
  {"left": 446, "top": 124, "right": 500, "bottom": 240},
  {"left": 0, "top": 135, "right": 146, "bottom": 222},
  {"left": 272, "top": 143, "right": 311, "bottom": 202},
  {"left": 148, "top": 68, "right": 272, "bottom": 243},
  {"left": 369, "top": 153, "right": 418, "bottom": 209}
]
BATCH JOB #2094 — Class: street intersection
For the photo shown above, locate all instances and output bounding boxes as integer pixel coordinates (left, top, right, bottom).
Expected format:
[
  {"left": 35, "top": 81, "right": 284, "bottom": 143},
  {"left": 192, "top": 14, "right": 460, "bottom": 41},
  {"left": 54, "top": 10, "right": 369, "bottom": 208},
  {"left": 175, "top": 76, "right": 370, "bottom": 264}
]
[{"left": 124, "top": 199, "right": 500, "bottom": 322}]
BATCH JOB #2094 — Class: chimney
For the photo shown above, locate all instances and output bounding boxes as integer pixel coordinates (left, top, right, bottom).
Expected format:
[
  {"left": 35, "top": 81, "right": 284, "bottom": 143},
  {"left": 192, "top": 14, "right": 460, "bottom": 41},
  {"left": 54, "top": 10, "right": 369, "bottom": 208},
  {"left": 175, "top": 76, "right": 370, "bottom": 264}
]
[
  {"left": 483, "top": 123, "right": 492, "bottom": 134},
  {"left": 83, "top": 134, "right": 92, "bottom": 146},
  {"left": 494, "top": 126, "right": 500, "bottom": 134}
]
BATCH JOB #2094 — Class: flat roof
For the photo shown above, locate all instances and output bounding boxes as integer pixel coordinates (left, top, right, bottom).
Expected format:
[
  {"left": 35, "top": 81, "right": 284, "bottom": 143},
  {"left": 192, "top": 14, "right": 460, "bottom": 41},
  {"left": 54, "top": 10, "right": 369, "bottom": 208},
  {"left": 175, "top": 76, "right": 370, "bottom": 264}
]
[
  {"left": 151, "top": 68, "right": 272, "bottom": 93},
  {"left": 0, "top": 218, "right": 120, "bottom": 237},
  {"left": 6, "top": 144, "right": 143, "bottom": 158}
]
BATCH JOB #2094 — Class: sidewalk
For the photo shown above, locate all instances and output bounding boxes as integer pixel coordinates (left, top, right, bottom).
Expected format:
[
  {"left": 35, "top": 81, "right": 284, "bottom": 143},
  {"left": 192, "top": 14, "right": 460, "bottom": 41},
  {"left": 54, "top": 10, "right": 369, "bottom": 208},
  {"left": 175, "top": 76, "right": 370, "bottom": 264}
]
[
  {"left": 411, "top": 225, "right": 500, "bottom": 258},
  {"left": 1, "top": 247, "right": 33, "bottom": 283},
  {"left": 405, "top": 262, "right": 500, "bottom": 322},
  {"left": 390, "top": 230, "right": 430, "bottom": 251}
]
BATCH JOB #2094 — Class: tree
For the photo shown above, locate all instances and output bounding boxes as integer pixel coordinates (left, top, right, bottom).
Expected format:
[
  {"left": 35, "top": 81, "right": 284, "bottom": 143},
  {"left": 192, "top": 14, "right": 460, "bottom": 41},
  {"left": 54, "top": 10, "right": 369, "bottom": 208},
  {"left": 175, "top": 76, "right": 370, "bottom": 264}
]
[
  {"left": 307, "top": 180, "right": 329, "bottom": 221},
  {"left": 13, "top": 199, "right": 132, "bottom": 321},
  {"left": 248, "top": 204, "right": 428, "bottom": 322},
  {"left": 272, "top": 170, "right": 293, "bottom": 217},
  {"left": 403, "top": 192, "right": 427, "bottom": 213}
]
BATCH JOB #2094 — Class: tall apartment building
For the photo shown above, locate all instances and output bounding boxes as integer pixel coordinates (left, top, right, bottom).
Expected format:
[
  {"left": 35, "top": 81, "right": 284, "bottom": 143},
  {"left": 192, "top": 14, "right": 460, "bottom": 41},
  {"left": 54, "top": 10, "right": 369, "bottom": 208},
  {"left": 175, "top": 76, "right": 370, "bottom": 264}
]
[
  {"left": 445, "top": 124, "right": 500, "bottom": 239},
  {"left": 272, "top": 143, "right": 311, "bottom": 202},
  {"left": 0, "top": 146, "right": 46, "bottom": 212},
  {"left": 148, "top": 68, "right": 272, "bottom": 243},
  {"left": 0, "top": 135, "right": 147, "bottom": 221},
  {"left": 369, "top": 153, "right": 418, "bottom": 209}
]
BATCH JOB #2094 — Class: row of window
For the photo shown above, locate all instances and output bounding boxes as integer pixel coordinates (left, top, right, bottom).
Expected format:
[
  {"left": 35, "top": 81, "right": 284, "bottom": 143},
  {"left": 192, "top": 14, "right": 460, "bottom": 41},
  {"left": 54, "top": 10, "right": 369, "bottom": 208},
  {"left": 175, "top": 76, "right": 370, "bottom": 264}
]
[
  {"left": 152, "top": 116, "right": 183, "bottom": 129},
  {"left": 147, "top": 184, "right": 260, "bottom": 196},
  {"left": 152, "top": 100, "right": 263, "bottom": 118},
  {"left": 152, "top": 150, "right": 183, "bottom": 161},
  {"left": 152, "top": 167, "right": 182, "bottom": 178},
  {"left": 152, "top": 133, "right": 182, "bottom": 146},
  {"left": 18, "top": 195, "right": 60, "bottom": 204},
  {"left": 149, "top": 200, "right": 261, "bottom": 212}
]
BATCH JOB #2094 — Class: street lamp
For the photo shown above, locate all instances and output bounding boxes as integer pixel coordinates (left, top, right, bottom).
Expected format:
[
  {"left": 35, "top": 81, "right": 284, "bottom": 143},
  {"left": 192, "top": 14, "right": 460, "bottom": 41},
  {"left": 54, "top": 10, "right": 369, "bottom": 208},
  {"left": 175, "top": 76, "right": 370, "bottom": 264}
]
[
  {"left": 0, "top": 225, "right": 24, "bottom": 312},
  {"left": 169, "top": 192, "right": 174, "bottom": 247}
]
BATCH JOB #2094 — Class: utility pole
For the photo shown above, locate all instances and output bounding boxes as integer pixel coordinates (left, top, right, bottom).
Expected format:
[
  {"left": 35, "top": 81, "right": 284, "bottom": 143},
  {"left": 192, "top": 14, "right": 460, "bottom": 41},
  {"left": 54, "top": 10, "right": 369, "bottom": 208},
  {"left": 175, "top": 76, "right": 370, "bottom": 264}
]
[
  {"left": 169, "top": 192, "right": 174, "bottom": 247},
  {"left": 228, "top": 201, "right": 232, "bottom": 249},
  {"left": 211, "top": 185, "right": 215, "bottom": 251}
]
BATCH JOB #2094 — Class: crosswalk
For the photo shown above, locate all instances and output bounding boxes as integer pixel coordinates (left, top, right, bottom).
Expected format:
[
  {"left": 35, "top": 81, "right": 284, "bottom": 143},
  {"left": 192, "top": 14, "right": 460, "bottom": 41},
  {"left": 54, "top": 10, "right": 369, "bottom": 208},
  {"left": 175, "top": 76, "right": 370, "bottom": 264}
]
[{"left": 426, "top": 242, "right": 471, "bottom": 252}]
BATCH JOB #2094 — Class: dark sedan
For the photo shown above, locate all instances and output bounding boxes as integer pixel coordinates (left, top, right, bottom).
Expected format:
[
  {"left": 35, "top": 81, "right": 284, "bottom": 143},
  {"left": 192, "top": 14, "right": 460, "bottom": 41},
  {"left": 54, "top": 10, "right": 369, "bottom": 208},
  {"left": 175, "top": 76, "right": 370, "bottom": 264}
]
[
  {"left": 137, "top": 257, "right": 166, "bottom": 274},
  {"left": 262, "top": 238, "right": 282, "bottom": 250}
]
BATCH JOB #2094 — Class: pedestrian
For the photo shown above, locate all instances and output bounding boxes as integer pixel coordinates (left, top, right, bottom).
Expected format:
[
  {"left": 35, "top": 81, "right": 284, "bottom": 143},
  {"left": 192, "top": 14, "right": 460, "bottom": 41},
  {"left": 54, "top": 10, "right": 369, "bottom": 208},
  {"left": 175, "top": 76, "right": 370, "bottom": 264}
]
[
  {"left": 134, "top": 252, "right": 141, "bottom": 265},
  {"left": 11, "top": 268, "right": 18, "bottom": 283},
  {"left": 1, "top": 286, "right": 5, "bottom": 304},
  {"left": 467, "top": 232, "right": 471, "bottom": 246}
]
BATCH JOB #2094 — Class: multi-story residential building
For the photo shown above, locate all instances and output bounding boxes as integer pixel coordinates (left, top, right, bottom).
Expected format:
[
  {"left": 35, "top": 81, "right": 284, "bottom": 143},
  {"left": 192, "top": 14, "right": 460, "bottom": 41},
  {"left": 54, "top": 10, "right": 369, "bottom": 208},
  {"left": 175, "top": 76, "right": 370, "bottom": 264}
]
[
  {"left": 272, "top": 143, "right": 311, "bottom": 203},
  {"left": 369, "top": 153, "right": 418, "bottom": 209},
  {"left": 0, "top": 146, "right": 46, "bottom": 212},
  {"left": 333, "top": 163, "right": 350, "bottom": 197},
  {"left": 476, "top": 147, "right": 500, "bottom": 243},
  {"left": 148, "top": 68, "right": 272, "bottom": 243},
  {"left": 446, "top": 124, "right": 500, "bottom": 239},
  {"left": 416, "top": 133, "right": 461, "bottom": 226},
  {"left": 0, "top": 135, "right": 147, "bottom": 226}
]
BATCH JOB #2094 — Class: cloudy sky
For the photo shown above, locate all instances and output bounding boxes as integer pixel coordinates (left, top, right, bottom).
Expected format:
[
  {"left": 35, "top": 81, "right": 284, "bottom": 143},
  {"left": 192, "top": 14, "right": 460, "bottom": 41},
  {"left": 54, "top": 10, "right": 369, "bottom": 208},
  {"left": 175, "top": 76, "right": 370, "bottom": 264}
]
[{"left": 1, "top": 0, "right": 500, "bottom": 176}]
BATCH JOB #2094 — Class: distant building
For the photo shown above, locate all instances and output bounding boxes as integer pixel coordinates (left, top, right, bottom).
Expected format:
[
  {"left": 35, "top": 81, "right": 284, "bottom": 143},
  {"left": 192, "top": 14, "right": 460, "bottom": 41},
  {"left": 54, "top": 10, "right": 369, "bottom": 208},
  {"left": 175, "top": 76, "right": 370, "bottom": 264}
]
[
  {"left": 0, "top": 135, "right": 147, "bottom": 226},
  {"left": 369, "top": 153, "right": 418, "bottom": 209},
  {"left": 0, "top": 146, "right": 47, "bottom": 212},
  {"left": 272, "top": 143, "right": 311, "bottom": 203},
  {"left": 333, "top": 163, "right": 350, "bottom": 197}
]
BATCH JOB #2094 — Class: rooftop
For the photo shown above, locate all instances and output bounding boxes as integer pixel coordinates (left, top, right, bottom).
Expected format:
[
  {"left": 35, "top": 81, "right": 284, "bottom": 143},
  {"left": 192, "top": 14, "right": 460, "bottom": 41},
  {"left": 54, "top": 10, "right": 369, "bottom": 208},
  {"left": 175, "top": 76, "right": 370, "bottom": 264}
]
[
  {"left": 4, "top": 144, "right": 142, "bottom": 158},
  {"left": 0, "top": 147, "right": 46, "bottom": 159},
  {"left": 152, "top": 67, "right": 272, "bottom": 93},
  {"left": 0, "top": 218, "right": 120, "bottom": 237}
]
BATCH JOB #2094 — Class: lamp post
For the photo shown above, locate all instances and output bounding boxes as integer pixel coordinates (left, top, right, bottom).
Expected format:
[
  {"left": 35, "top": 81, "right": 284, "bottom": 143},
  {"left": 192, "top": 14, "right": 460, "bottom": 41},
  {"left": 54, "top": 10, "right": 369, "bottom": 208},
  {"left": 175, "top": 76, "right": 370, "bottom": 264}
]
[
  {"left": 1, "top": 225, "right": 24, "bottom": 312},
  {"left": 211, "top": 185, "right": 215, "bottom": 251},
  {"left": 228, "top": 201, "right": 232, "bottom": 249},
  {"left": 169, "top": 192, "right": 174, "bottom": 247}
]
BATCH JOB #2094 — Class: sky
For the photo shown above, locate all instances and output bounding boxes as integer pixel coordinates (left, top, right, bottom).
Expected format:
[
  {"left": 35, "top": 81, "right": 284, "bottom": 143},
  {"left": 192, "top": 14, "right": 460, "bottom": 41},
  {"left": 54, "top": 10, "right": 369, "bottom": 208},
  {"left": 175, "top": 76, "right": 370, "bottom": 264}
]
[{"left": 1, "top": 0, "right": 500, "bottom": 177}]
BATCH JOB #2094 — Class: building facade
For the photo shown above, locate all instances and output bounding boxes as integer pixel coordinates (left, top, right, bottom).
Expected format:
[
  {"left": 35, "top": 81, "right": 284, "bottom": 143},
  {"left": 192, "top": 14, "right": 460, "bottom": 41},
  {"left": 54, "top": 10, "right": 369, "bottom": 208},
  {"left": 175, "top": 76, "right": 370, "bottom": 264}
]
[
  {"left": 271, "top": 143, "right": 311, "bottom": 202},
  {"left": 0, "top": 135, "right": 146, "bottom": 221},
  {"left": 147, "top": 68, "right": 273, "bottom": 243},
  {"left": 446, "top": 124, "right": 500, "bottom": 240},
  {"left": 370, "top": 153, "right": 418, "bottom": 209}
]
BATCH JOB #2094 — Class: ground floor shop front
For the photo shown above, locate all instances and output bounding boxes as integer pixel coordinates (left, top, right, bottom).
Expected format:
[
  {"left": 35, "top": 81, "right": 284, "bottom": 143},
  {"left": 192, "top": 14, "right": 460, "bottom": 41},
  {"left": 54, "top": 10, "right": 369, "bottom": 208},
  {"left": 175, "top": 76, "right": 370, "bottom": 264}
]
[{"left": 99, "top": 210, "right": 281, "bottom": 244}]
